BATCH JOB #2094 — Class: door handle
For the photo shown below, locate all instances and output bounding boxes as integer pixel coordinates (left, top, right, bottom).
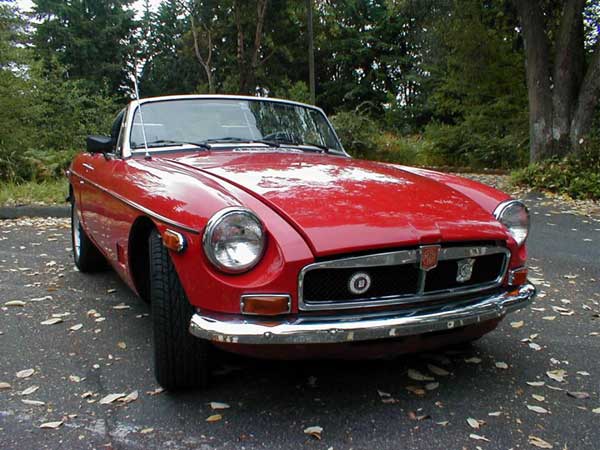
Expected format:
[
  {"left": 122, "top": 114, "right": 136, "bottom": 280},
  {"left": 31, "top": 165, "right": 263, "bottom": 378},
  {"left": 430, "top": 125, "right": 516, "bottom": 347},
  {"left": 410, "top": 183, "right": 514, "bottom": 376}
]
[{"left": 82, "top": 163, "right": 95, "bottom": 171}]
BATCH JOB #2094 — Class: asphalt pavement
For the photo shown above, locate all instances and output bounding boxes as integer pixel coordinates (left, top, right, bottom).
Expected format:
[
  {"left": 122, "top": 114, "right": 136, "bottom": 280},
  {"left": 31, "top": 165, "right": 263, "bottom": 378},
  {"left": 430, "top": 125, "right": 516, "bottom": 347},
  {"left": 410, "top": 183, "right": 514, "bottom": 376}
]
[{"left": 1, "top": 192, "right": 599, "bottom": 450}]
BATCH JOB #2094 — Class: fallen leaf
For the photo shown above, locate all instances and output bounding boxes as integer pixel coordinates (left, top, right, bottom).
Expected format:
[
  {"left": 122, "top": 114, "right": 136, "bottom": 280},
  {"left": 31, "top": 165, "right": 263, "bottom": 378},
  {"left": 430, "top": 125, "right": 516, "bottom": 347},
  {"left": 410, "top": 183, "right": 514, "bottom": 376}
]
[
  {"left": 4, "top": 300, "right": 26, "bottom": 307},
  {"left": 546, "top": 370, "right": 566, "bottom": 383},
  {"left": 407, "top": 368, "right": 434, "bottom": 381},
  {"left": 117, "top": 342, "right": 127, "bottom": 349},
  {"left": 40, "top": 421, "right": 63, "bottom": 429},
  {"left": 592, "top": 407, "right": 600, "bottom": 414},
  {"left": 495, "top": 362, "right": 509, "bottom": 369},
  {"left": 406, "top": 385, "right": 427, "bottom": 396},
  {"left": 529, "top": 343, "right": 542, "bottom": 351},
  {"left": 488, "top": 411, "right": 502, "bottom": 417},
  {"left": 527, "top": 404, "right": 549, "bottom": 414},
  {"left": 577, "top": 371, "right": 590, "bottom": 376},
  {"left": 427, "top": 364, "right": 450, "bottom": 377},
  {"left": 469, "top": 433, "right": 490, "bottom": 442},
  {"left": 69, "top": 375, "right": 82, "bottom": 383},
  {"left": 112, "top": 303, "right": 131, "bottom": 310},
  {"left": 119, "top": 390, "right": 138, "bottom": 404},
  {"left": 377, "top": 389, "right": 391, "bottom": 398},
  {"left": 436, "top": 421, "right": 449, "bottom": 426},
  {"left": 407, "top": 411, "right": 430, "bottom": 421},
  {"left": 22, "top": 399, "right": 45, "bottom": 406},
  {"left": 510, "top": 320, "right": 524, "bottom": 328},
  {"left": 206, "top": 414, "right": 222, "bottom": 423},
  {"left": 425, "top": 382, "right": 439, "bottom": 391},
  {"left": 16, "top": 369, "right": 34, "bottom": 379},
  {"left": 466, "top": 417, "right": 480, "bottom": 429},
  {"left": 99, "top": 393, "right": 125, "bottom": 404},
  {"left": 542, "top": 316, "right": 556, "bottom": 321},
  {"left": 529, "top": 435, "right": 553, "bottom": 448},
  {"left": 567, "top": 391, "right": 590, "bottom": 399},
  {"left": 532, "top": 394, "right": 545, "bottom": 402},
  {"left": 210, "top": 402, "right": 230, "bottom": 410},
  {"left": 0, "top": 382, "right": 11, "bottom": 389},
  {"left": 464, "top": 357, "right": 482, "bottom": 364},
  {"left": 303, "top": 425, "right": 323, "bottom": 439},
  {"left": 107, "top": 288, "right": 117, "bottom": 293},
  {"left": 40, "top": 317, "right": 62, "bottom": 325},
  {"left": 69, "top": 324, "right": 83, "bottom": 331},
  {"left": 146, "top": 387, "right": 164, "bottom": 396},
  {"left": 140, "top": 428, "right": 154, "bottom": 434},
  {"left": 20, "top": 386, "right": 39, "bottom": 395},
  {"left": 527, "top": 381, "right": 545, "bottom": 387}
]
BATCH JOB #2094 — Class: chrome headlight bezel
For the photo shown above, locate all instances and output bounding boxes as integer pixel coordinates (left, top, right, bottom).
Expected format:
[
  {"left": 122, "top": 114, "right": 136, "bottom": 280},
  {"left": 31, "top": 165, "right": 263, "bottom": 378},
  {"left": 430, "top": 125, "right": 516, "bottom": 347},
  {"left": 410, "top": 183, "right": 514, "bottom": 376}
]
[
  {"left": 493, "top": 199, "right": 530, "bottom": 246},
  {"left": 202, "top": 207, "right": 266, "bottom": 274}
]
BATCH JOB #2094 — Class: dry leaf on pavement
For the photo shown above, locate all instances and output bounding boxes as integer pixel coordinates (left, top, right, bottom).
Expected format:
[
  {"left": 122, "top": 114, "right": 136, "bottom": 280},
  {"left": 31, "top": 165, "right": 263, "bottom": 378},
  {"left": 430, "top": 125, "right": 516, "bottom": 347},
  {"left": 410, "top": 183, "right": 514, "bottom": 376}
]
[
  {"left": 466, "top": 417, "right": 480, "bottom": 429},
  {"left": 206, "top": 414, "right": 222, "bottom": 423},
  {"left": 567, "top": 391, "right": 590, "bottom": 399},
  {"left": 210, "top": 402, "right": 230, "bottom": 410},
  {"left": 40, "top": 317, "right": 62, "bottom": 325},
  {"left": 469, "top": 433, "right": 490, "bottom": 442},
  {"left": 304, "top": 426, "right": 323, "bottom": 439},
  {"left": 529, "top": 435, "right": 553, "bottom": 448},
  {"left": 39, "top": 421, "right": 63, "bottom": 429},
  {"left": 527, "top": 404, "right": 549, "bottom": 414},
  {"left": 427, "top": 364, "right": 450, "bottom": 376},
  {"left": 99, "top": 393, "right": 126, "bottom": 404},
  {"left": 407, "top": 368, "right": 434, "bottom": 381},
  {"left": 16, "top": 369, "right": 34, "bottom": 378}
]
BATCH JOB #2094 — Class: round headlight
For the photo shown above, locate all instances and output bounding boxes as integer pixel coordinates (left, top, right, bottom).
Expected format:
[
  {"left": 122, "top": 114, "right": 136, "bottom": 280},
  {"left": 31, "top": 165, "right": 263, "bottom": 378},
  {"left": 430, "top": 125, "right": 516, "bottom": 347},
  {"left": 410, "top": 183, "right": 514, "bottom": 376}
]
[
  {"left": 202, "top": 207, "right": 266, "bottom": 273},
  {"left": 494, "top": 200, "right": 530, "bottom": 246}
]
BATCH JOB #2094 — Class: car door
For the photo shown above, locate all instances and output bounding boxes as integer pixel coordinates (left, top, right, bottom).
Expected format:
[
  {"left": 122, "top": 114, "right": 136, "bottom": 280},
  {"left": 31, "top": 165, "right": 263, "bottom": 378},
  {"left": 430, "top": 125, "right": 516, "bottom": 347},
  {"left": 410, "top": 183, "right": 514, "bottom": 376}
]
[{"left": 79, "top": 110, "right": 129, "bottom": 267}]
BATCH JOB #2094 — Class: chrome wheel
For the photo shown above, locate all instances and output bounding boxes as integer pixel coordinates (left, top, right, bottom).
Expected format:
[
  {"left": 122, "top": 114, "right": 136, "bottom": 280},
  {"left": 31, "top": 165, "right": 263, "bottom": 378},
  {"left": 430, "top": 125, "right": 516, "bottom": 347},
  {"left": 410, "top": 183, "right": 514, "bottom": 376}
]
[{"left": 72, "top": 203, "right": 81, "bottom": 261}]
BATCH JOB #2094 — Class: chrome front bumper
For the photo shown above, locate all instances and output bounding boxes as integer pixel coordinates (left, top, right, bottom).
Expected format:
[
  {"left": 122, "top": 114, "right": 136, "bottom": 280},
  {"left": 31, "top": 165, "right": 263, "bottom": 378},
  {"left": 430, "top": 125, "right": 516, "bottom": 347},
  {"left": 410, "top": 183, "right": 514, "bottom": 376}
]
[{"left": 189, "top": 283, "right": 535, "bottom": 345}]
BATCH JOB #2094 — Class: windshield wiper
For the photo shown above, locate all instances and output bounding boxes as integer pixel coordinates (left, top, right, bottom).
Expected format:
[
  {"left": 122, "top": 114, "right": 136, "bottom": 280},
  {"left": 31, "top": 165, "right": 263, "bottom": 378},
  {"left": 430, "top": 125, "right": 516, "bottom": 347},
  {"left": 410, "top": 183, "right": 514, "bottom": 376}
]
[
  {"left": 132, "top": 139, "right": 211, "bottom": 150},
  {"left": 275, "top": 140, "right": 331, "bottom": 153},
  {"left": 203, "top": 137, "right": 280, "bottom": 148}
]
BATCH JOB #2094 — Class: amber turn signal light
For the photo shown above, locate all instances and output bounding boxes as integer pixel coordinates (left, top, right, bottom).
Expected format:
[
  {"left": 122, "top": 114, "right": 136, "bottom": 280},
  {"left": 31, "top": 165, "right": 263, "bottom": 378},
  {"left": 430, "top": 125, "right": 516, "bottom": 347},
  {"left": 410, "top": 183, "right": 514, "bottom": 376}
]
[
  {"left": 508, "top": 267, "right": 528, "bottom": 286},
  {"left": 162, "top": 229, "right": 186, "bottom": 252},
  {"left": 241, "top": 295, "right": 291, "bottom": 316}
]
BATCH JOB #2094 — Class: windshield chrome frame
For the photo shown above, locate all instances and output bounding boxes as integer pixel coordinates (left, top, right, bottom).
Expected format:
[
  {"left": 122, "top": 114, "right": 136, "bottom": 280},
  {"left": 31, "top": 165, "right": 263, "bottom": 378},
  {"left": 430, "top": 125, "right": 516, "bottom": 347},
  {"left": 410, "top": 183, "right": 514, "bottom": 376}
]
[{"left": 121, "top": 95, "right": 349, "bottom": 158}]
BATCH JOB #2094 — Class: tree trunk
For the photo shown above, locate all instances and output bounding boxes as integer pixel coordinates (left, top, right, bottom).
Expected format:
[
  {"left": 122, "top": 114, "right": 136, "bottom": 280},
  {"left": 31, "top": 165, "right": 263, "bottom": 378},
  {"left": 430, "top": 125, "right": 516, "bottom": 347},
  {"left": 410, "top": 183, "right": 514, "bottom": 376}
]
[
  {"left": 516, "top": 0, "right": 554, "bottom": 163},
  {"left": 189, "top": 11, "right": 214, "bottom": 93},
  {"left": 551, "top": 0, "right": 585, "bottom": 156},
  {"left": 570, "top": 41, "right": 600, "bottom": 150}
]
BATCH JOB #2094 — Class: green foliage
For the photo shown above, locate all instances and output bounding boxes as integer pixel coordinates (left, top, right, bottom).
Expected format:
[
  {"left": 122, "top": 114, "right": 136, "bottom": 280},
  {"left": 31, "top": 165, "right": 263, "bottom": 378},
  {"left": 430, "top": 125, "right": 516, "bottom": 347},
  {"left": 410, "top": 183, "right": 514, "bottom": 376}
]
[
  {"left": 330, "top": 109, "right": 379, "bottom": 158},
  {"left": 0, "top": 179, "right": 68, "bottom": 206},
  {"left": 512, "top": 143, "right": 600, "bottom": 200},
  {"left": 31, "top": 0, "right": 136, "bottom": 96}
]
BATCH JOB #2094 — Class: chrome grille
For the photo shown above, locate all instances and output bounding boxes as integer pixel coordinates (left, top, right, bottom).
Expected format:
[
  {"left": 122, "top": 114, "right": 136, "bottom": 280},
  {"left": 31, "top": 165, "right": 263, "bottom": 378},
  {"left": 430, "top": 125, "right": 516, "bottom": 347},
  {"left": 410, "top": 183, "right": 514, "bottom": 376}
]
[{"left": 298, "top": 245, "right": 510, "bottom": 311}]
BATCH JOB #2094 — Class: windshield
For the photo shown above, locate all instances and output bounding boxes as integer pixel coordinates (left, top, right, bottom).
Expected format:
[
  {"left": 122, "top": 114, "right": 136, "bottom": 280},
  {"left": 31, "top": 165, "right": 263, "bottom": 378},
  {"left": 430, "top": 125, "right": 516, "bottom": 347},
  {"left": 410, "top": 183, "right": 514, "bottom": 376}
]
[{"left": 129, "top": 98, "right": 343, "bottom": 153}]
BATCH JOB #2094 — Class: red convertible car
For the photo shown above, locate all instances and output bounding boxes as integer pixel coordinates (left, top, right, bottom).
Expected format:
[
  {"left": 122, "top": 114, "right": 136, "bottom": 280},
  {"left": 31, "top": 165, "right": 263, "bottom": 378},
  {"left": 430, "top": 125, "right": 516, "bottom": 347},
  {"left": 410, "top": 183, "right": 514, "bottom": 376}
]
[{"left": 68, "top": 95, "right": 535, "bottom": 389}]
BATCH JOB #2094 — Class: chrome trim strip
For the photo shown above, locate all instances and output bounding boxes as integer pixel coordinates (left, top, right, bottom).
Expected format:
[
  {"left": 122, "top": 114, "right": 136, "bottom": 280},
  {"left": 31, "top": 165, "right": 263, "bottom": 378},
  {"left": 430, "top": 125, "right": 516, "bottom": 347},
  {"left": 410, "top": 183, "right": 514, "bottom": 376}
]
[
  {"left": 240, "top": 294, "right": 292, "bottom": 315},
  {"left": 298, "top": 245, "right": 511, "bottom": 311},
  {"left": 70, "top": 170, "right": 200, "bottom": 234},
  {"left": 189, "top": 283, "right": 536, "bottom": 345}
]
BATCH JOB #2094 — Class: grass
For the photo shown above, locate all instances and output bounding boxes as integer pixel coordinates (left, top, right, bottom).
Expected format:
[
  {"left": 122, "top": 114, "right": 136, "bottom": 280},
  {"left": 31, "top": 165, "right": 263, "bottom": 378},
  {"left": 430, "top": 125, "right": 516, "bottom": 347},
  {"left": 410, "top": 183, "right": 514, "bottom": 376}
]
[{"left": 0, "top": 178, "right": 69, "bottom": 206}]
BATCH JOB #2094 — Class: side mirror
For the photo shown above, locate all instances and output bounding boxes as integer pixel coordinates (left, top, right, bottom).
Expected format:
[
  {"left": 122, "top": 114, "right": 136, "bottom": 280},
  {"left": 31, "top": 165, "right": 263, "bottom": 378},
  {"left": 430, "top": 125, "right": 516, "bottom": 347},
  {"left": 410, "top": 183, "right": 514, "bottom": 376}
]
[{"left": 86, "top": 135, "right": 113, "bottom": 154}]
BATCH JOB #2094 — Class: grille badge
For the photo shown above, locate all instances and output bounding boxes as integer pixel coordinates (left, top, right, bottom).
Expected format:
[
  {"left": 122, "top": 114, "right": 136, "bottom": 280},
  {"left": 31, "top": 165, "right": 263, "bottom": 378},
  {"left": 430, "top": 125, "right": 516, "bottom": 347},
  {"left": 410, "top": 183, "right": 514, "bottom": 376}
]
[
  {"left": 456, "top": 258, "right": 475, "bottom": 282},
  {"left": 348, "top": 272, "right": 372, "bottom": 295},
  {"left": 420, "top": 245, "right": 441, "bottom": 271}
]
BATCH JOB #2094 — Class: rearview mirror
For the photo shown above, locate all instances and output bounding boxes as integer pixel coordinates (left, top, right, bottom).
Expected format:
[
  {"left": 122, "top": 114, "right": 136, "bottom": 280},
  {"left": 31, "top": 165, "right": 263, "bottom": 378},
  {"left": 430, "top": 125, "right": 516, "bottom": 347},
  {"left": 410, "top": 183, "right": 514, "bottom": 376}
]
[{"left": 86, "top": 135, "right": 113, "bottom": 154}]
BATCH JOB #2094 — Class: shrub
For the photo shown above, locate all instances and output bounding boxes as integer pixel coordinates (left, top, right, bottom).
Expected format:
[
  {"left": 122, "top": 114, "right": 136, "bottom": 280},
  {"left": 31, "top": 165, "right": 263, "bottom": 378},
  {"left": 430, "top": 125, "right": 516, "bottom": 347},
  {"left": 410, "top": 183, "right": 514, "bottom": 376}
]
[{"left": 512, "top": 143, "right": 600, "bottom": 200}]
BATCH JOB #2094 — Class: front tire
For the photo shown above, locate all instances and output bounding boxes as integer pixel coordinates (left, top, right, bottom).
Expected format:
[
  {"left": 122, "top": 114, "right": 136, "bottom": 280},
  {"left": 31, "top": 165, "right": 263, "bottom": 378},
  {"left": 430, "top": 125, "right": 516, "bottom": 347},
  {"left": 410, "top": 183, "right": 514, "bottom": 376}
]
[
  {"left": 71, "top": 198, "right": 106, "bottom": 272},
  {"left": 149, "top": 230, "right": 210, "bottom": 390}
]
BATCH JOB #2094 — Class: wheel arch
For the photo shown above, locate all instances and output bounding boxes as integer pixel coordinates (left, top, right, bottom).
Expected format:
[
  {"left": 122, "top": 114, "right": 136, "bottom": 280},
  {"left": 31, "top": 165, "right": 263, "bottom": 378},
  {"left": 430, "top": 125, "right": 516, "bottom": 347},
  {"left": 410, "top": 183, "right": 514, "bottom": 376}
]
[{"left": 128, "top": 215, "right": 157, "bottom": 303}]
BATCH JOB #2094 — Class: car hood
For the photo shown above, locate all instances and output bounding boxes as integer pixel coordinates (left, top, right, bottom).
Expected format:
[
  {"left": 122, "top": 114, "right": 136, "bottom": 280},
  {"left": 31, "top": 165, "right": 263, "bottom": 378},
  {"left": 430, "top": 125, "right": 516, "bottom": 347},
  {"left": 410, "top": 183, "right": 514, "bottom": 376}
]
[{"left": 170, "top": 152, "right": 509, "bottom": 256}]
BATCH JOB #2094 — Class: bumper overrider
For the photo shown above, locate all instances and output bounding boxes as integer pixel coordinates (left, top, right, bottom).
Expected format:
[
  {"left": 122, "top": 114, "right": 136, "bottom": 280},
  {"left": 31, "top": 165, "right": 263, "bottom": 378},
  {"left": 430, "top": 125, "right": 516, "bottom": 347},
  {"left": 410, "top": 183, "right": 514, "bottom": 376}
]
[{"left": 189, "top": 283, "right": 536, "bottom": 345}]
